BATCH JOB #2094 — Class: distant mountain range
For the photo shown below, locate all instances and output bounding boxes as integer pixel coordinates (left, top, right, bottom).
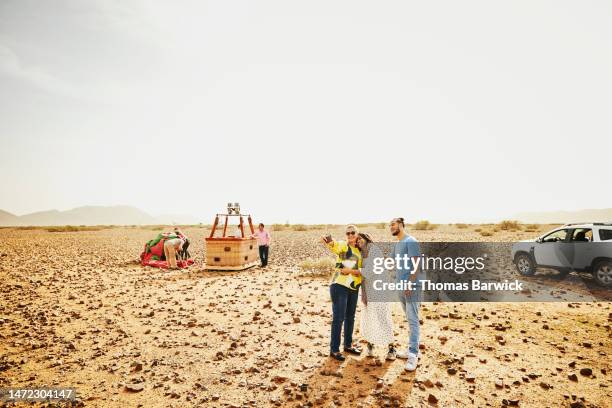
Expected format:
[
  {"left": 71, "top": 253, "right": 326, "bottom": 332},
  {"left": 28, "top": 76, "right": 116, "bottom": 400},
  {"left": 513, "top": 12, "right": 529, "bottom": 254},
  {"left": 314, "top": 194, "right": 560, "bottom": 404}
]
[
  {"left": 2, "top": 206, "right": 611, "bottom": 226},
  {"left": 0, "top": 206, "right": 201, "bottom": 226},
  {"left": 513, "top": 208, "right": 612, "bottom": 224}
]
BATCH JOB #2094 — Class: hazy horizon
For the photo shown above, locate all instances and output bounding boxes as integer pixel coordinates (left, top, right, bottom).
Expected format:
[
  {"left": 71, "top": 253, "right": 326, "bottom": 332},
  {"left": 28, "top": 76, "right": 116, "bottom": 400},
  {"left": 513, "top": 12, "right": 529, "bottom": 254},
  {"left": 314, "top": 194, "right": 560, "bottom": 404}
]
[
  {"left": 3, "top": 204, "right": 612, "bottom": 226},
  {"left": 1, "top": 1, "right": 611, "bottom": 224}
]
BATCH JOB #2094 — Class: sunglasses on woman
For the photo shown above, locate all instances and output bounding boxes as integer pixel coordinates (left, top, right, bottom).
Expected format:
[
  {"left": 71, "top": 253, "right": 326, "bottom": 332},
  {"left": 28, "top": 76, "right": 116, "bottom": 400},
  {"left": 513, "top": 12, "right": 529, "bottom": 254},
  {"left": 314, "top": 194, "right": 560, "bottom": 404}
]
[{"left": 346, "top": 231, "right": 356, "bottom": 236}]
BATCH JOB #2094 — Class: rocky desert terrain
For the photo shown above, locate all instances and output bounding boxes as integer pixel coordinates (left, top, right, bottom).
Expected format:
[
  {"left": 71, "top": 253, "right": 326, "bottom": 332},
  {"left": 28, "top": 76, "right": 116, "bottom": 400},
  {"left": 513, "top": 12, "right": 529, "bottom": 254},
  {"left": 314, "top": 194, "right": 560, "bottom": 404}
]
[{"left": 0, "top": 224, "right": 610, "bottom": 407}]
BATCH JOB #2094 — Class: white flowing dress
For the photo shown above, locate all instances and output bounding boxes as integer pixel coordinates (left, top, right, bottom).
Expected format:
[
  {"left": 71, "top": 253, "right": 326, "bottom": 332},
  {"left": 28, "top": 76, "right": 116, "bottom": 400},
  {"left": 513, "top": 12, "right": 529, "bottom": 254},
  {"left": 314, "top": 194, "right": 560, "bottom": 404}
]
[{"left": 359, "top": 245, "right": 394, "bottom": 346}]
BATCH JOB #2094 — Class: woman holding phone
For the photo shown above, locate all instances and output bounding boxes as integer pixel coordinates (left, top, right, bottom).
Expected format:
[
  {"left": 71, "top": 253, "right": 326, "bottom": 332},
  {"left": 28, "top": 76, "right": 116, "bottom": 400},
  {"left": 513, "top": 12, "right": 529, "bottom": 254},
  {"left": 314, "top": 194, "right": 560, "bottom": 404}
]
[{"left": 321, "top": 224, "right": 363, "bottom": 361}]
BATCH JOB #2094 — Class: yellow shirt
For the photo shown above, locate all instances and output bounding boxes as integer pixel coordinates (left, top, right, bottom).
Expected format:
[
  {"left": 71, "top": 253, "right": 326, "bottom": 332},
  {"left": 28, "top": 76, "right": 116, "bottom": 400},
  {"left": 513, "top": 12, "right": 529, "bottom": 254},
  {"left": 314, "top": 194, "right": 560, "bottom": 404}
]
[{"left": 327, "top": 240, "right": 362, "bottom": 290}]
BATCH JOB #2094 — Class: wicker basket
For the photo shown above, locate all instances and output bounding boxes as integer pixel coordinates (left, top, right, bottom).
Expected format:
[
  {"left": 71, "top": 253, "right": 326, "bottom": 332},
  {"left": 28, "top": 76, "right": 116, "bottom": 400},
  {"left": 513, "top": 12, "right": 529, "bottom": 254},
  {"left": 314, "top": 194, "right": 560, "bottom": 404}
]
[{"left": 205, "top": 237, "right": 259, "bottom": 270}]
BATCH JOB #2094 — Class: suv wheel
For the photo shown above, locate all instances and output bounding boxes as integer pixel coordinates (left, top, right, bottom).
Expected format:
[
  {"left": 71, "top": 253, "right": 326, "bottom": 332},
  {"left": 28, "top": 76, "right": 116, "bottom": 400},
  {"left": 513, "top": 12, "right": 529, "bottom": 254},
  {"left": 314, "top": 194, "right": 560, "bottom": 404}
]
[
  {"left": 515, "top": 253, "right": 535, "bottom": 276},
  {"left": 593, "top": 260, "right": 612, "bottom": 287}
]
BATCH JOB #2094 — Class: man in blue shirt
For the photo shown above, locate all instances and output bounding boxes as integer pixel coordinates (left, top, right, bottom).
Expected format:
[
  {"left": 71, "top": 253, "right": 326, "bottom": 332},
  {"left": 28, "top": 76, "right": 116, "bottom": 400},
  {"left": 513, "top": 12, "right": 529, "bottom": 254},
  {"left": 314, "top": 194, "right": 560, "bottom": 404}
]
[{"left": 390, "top": 217, "right": 424, "bottom": 371}]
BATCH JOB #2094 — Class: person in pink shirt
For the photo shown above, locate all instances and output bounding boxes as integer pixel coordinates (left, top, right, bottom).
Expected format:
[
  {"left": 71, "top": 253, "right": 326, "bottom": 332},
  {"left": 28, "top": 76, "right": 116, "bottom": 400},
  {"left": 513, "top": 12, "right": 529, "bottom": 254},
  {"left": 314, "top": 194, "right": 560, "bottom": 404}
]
[{"left": 252, "top": 223, "right": 271, "bottom": 267}]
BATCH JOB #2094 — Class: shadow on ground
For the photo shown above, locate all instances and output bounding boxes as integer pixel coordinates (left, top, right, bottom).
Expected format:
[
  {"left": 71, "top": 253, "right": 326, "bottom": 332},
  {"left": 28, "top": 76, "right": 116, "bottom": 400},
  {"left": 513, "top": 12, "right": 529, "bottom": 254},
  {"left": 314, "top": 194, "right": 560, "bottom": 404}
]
[{"left": 278, "top": 354, "right": 416, "bottom": 407}]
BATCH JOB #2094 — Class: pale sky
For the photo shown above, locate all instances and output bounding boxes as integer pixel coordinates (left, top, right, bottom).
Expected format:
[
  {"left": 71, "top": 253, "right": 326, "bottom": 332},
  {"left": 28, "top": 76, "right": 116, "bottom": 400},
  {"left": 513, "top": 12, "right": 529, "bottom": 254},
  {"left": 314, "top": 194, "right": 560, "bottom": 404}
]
[{"left": 1, "top": 1, "right": 611, "bottom": 224}]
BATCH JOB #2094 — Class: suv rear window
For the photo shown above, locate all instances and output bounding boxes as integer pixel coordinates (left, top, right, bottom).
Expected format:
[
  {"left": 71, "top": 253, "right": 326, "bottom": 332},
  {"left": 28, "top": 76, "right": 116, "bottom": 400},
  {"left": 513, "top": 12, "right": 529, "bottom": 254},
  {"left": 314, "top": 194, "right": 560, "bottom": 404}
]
[{"left": 599, "top": 229, "right": 612, "bottom": 241}]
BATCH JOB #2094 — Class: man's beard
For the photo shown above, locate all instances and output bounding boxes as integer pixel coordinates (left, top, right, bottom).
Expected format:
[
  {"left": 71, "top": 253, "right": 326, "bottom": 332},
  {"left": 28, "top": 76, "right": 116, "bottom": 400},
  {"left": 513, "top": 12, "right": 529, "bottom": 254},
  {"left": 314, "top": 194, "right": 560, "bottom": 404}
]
[{"left": 391, "top": 229, "right": 399, "bottom": 236}]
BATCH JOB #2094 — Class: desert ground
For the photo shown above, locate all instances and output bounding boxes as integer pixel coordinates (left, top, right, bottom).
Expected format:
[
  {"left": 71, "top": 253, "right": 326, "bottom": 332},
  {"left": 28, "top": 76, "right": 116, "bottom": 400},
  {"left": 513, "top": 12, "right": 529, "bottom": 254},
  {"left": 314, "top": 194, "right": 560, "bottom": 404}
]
[{"left": 0, "top": 224, "right": 610, "bottom": 407}]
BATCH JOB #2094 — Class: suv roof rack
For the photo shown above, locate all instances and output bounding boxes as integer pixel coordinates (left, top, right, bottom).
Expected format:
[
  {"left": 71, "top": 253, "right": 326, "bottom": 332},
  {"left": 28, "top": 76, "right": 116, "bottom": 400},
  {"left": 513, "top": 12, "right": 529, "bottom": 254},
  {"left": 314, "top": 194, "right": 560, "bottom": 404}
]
[{"left": 562, "top": 222, "right": 612, "bottom": 227}]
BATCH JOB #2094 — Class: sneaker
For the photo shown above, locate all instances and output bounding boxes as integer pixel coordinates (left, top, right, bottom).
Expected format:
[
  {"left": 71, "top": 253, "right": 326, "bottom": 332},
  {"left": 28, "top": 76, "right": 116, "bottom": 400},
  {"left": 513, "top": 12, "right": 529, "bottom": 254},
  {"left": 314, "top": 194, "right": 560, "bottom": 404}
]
[
  {"left": 366, "top": 343, "right": 374, "bottom": 357},
  {"left": 396, "top": 349, "right": 410, "bottom": 359},
  {"left": 329, "top": 352, "right": 345, "bottom": 362},
  {"left": 386, "top": 346, "right": 397, "bottom": 361},
  {"left": 343, "top": 345, "right": 362, "bottom": 355},
  {"left": 404, "top": 353, "right": 418, "bottom": 371}
]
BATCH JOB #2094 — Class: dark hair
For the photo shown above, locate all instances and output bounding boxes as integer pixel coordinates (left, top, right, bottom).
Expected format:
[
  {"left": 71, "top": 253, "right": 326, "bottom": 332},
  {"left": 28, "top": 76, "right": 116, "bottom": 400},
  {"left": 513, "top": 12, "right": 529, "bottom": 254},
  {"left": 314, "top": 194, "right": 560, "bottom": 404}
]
[
  {"left": 392, "top": 217, "right": 405, "bottom": 227},
  {"left": 259, "top": 223, "right": 264, "bottom": 228},
  {"left": 358, "top": 232, "right": 373, "bottom": 244}
]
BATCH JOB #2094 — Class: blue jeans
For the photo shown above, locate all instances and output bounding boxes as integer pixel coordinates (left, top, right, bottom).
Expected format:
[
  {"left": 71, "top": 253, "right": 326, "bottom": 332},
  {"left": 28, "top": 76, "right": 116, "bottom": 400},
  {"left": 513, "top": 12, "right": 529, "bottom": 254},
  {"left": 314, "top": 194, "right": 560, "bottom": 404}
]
[
  {"left": 398, "top": 282, "right": 422, "bottom": 355},
  {"left": 329, "top": 283, "right": 359, "bottom": 353},
  {"left": 258, "top": 245, "right": 269, "bottom": 266}
]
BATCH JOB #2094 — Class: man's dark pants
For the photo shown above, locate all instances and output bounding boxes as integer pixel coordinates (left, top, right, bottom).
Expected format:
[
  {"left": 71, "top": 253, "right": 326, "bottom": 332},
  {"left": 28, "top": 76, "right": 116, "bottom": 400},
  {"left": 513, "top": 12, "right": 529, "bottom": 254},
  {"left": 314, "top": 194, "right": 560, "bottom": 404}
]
[
  {"left": 258, "top": 245, "right": 269, "bottom": 266},
  {"left": 329, "top": 283, "right": 358, "bottom": 353}
]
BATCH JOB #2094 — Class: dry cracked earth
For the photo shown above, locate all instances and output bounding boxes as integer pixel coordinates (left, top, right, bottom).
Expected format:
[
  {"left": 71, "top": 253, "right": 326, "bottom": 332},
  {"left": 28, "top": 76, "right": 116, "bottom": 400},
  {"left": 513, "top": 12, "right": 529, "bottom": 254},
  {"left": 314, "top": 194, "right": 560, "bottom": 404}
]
[{"left": 0, "top": 225, "right": 610, "bottom": 407}]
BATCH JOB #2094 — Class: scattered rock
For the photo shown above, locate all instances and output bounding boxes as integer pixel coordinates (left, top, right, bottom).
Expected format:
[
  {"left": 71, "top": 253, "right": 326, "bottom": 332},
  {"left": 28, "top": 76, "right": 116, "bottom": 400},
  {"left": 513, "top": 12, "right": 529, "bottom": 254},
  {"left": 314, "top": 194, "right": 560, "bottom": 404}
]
[
  {"left": 539, "top": 382, "right": 551, "bottom": 390},
  {"left": 125, "top": 384, "right": 144, "bottom": 393}
]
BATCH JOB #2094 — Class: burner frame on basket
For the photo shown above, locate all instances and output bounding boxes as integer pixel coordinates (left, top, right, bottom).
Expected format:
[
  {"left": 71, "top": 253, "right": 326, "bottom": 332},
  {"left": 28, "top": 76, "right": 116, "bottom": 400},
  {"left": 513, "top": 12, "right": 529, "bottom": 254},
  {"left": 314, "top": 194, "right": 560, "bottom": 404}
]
[{"left": 205, "top": 204, "right": 258, "bottom": 271}]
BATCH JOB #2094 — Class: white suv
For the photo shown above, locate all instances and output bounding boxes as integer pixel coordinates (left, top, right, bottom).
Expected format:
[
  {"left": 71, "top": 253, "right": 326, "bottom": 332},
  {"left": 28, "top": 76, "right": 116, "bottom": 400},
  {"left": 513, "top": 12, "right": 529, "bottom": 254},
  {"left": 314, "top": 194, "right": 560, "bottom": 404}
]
[{"left": 511, "top": 223, "right": 612, "bottom": 287}]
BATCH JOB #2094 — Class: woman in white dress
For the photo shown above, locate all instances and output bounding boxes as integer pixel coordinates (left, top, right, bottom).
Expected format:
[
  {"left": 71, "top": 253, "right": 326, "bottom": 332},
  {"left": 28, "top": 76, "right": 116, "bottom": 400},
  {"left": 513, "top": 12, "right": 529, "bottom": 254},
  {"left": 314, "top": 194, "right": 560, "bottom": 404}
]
[{"left": 356, "top": 233, "right": 396, "bottom": 360}]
